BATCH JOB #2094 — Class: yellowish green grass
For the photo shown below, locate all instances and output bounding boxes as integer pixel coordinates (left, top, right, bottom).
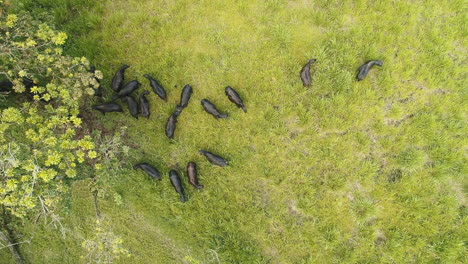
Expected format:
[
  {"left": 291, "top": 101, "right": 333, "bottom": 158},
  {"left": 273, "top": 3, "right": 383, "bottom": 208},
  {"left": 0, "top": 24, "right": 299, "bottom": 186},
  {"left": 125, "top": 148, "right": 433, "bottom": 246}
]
[{"left": 3, "top": 0, "right": 467, "bottom": 263}]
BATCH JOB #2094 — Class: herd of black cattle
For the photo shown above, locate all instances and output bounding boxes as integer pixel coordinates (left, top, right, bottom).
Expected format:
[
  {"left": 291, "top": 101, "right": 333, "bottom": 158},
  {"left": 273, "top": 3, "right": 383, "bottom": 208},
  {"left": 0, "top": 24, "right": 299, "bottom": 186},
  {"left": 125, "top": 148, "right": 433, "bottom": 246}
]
[
  {"left": 91, "top": 64, "right": 248, "bottom": 202},
  {"left": 0, "top": 59, "right": 382, "bottom": 202},
  {"left": 91, "top": 59, "right": 381, "bottom": 202}
]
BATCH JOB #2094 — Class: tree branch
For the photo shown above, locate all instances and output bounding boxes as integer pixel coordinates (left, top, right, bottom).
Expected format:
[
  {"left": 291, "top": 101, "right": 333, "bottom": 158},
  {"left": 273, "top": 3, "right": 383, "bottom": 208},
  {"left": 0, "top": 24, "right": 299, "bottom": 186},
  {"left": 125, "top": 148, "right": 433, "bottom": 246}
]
[{"left": 0, "top": 231, "right": 23, "bottom": 264}]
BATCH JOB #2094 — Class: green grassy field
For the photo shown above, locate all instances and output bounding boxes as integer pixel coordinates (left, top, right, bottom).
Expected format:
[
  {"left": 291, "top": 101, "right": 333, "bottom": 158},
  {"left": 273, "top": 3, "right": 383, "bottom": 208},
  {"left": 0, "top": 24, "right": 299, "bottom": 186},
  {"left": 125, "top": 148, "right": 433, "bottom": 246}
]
[{"left": 2, "top": 0, "right": 467, "bottom": 263}]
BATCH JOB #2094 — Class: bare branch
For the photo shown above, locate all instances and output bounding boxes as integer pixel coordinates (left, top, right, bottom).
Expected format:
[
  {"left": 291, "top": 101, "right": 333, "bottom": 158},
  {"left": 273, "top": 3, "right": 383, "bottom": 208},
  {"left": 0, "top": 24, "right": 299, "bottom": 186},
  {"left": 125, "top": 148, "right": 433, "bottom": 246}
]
[
  {"left": 0, "top": 239, "right": 30, "bottom": 251},
  {"left": 0, "top": 231, "right": 23, "bottom": 264}
]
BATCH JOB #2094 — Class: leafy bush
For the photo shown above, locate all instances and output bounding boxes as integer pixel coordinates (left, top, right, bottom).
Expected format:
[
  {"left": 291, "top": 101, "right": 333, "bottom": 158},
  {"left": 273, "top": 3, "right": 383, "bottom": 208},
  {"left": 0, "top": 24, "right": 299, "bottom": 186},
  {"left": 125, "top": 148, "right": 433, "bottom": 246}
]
[
  {"left": 0, "top": 1, "right": 101, "bottom": 218},
  {"left": 81, "top": 218, "right": 131, "bottom": 263}
]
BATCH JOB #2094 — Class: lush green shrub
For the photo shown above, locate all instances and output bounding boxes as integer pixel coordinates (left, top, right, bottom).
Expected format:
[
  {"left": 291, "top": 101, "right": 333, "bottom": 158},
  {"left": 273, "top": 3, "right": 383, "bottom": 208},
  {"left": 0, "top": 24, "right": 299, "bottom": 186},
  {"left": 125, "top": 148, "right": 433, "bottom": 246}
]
[{"left": 0, "top": 1, "right": 100, "bottom": 218}]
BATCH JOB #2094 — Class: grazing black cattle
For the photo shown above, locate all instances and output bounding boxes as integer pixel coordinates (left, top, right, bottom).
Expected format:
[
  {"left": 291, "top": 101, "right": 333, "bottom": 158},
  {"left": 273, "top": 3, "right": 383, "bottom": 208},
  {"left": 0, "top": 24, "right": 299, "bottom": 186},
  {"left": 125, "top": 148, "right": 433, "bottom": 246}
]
[
  {"left": 356, "top": 60, "right": 383, "bottom": 81},
  {"left": 187, "top": 162, "right": 203, "bottom": 189},
  {"left": 300, "top": 59, "right": 316, "bottom": 87},
  {"left": 139, "top": 91, "right": 150, "bottom": 118},
  {"left": 199, "top": 150, "right": 229, "bottom": 167},
  {"left": 111, "top": 64, "right": 130, "bottom": 92},
  {"left": 169, "top": 170, "right": 186, "bottom": 202},
  {"left": 178, "top": 84, "right": 193, "bottom": 109},
  {"left": 112, "top": 80, "right": 140, "bottom": 100},
  {"left": 144, "top": 74, "right": 167, "bottom": 101},
  {"left": 165, "top": 111, "right": 179, "bottom": 139},
  {"left": 225, "top": 86, "right": 247, "bottom": 113},
  {"left": 134, "top": 163, "right": 161, "bottom": 180},
  {"left": 124, "top": 95, "right": 139, "bottom": 119},
  {"left": 92, "top": 103, "right": 123, "bottom": 114},
  {"left": 201, "top": 99, "right": 228, "bottom": 119}
]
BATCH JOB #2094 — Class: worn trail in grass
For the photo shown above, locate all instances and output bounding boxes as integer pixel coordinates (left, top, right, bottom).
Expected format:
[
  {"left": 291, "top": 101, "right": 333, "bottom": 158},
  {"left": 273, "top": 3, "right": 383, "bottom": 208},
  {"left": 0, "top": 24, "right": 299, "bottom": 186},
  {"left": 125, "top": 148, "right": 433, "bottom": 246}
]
[{"left": 8, "top": 0, "right": 467, "bottom": 263}]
